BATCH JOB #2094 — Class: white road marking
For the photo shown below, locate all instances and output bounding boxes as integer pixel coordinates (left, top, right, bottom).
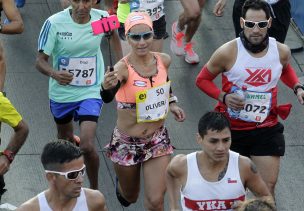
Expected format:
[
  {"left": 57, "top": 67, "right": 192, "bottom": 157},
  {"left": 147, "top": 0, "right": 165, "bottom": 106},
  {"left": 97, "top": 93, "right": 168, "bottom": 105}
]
[{"left": 0, "top": 203, "right": 17, "bottom": 210}]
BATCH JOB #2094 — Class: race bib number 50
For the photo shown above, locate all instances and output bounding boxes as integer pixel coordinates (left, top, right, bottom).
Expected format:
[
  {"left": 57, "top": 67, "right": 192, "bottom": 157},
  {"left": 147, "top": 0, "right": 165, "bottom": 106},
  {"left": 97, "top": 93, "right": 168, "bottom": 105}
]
[
  {"left": 58, "top": 56, "right": 97, "bottom": 86},
  {"left": 136, "top": 81, "right": 170, "bottom": 123}
]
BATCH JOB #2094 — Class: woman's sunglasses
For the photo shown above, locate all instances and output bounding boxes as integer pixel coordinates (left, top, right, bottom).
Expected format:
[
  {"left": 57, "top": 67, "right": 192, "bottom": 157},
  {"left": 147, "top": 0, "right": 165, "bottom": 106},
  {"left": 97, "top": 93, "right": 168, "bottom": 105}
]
[
  {"left": 242, "top": 18, "right": 269, "bottom": 29},
  {"left": 127, "top": 31, "right": 154, "bottom": 41},
  {"left": 45, "top": 164, "right": 86, "bottom": 180}
]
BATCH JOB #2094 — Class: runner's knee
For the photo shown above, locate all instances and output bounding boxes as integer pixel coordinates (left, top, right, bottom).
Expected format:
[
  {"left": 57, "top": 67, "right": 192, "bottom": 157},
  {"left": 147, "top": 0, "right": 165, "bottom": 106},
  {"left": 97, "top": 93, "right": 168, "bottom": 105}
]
[
  {"left": 145, "top": 193, "right": 165, "bottom": 210},
  {"left": 80, "top": 141, "right": 96, "bottom": 154},
  {"left": 185, "top": 10, "right": 201, "bottom": 21},
  {"left": 123, "top": 191, "right": 139, "bottom": 203},
  {"left": 265, "top": 180, "right": 277, "bottom": 195},
  {"left": 57, "top": 130, "right": 73, "bottom": 140}
]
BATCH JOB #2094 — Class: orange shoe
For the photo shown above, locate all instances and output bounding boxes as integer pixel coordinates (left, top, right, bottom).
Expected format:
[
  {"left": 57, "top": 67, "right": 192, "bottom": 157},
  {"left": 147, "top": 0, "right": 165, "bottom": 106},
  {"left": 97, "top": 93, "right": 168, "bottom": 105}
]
[
  {"left": 170, "top": 22, "right": 185, "bottom": 56},
  {"left": 184, "top": 42, "right": 200, "bottom": 64}
]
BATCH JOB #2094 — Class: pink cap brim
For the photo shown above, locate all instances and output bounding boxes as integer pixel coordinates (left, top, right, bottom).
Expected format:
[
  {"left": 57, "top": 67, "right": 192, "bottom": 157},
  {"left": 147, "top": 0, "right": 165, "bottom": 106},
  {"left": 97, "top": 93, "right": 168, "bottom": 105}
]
[{"left": 124, "top": 12, "right": 153, "bottom": 35}]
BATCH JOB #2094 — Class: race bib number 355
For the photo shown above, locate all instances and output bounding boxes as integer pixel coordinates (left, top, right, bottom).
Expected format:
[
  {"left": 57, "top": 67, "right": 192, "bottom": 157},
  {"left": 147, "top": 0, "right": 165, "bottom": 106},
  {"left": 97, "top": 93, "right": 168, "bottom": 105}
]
[
  {"left": 136, "top": 81, "right": 170, "bottom": 123},
  {"left": 58, "top": 56, "right": 97, "bottom": 86},
  {"left": 139, "top": 0, "right": 164, "bottom": 21}
]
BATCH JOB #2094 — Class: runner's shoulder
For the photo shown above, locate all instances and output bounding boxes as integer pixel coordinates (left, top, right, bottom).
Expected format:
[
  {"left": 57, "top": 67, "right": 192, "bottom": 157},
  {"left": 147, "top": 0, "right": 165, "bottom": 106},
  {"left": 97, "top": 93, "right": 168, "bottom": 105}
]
[
  {"left": 84, "top": 188, "right": 107, "bottom": 210},
  {"left": 209, "top": 39, "right": 237, "bottom": 68},
  {"left": 167, "top": 154, "right": 187, "bottom": 176},
  {"left": 16, "top": 196, "right": 39, "bottom": 211},
  {"left": 115, "top": 58, "right": 128, "bottom": 72},
  {"left": 157, "top": 52, "right": 171, "bottom": 68},
  {"left": 47, "top": 9, "right": 69, "bottom": 23},
  {"left": 220, "top": 39, "right": 237, "bottom": 57},
  {"left": 277, "top": 41, "right": 291, "bottom": 62},
  {"left": 238, "top": 154, "right": 258, "bottom": 178}
]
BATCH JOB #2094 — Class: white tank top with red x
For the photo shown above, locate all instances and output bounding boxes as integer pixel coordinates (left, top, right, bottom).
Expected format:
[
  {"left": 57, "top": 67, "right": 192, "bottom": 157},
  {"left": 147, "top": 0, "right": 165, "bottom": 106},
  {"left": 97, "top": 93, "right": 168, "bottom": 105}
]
[
  {"left": 217, "top": 37, "right": 282, "bottom": 129},
  {"left": 180, "top": 151, "right": 246, "bottom": 211},
  {"left": 224, "top": 37, "right": 282, "bottom": 93}
]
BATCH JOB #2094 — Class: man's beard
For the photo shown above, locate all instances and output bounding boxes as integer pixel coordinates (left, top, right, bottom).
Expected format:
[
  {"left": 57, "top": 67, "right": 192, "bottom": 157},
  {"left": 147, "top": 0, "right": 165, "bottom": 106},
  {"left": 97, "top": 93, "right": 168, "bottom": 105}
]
[{"left": 239, "top": 31, "right": 269, "bottom": 53}]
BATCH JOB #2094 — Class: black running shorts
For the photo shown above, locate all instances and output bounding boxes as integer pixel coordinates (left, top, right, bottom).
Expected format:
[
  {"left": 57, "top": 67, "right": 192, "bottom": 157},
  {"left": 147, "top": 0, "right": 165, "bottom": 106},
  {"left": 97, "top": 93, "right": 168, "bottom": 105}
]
[{"left": 231, "top": 122, "right": 285, "bottom": 157}]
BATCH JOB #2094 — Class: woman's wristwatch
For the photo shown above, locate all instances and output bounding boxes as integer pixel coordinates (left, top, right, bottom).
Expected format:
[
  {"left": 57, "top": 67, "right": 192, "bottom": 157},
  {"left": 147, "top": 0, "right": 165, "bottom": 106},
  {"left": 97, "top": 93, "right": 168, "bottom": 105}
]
[{"left": 169, "top": 96, "right": 178, "bottom": 104}]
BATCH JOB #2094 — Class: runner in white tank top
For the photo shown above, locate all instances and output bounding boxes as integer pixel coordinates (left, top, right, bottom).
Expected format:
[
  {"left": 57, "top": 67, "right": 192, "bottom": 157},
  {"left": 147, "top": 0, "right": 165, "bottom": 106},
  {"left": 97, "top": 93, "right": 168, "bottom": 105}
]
[
  {"left": 16, "top": 141, "right": 107, "bottom": 211},
  {"left": 195, "top": 0, "right": 304, "bottom": 198},
  {"left": 221, "top": 37, "right": 282, "bottom": 127},
  {"left": 166, "top": 112, "right": 272, "bottom": 211},
  {"left": 37, "top": 188, "right": 88, "bottom": 211},
  {"left": 181, "top": 151, "right": 245, "bottom": 211}
]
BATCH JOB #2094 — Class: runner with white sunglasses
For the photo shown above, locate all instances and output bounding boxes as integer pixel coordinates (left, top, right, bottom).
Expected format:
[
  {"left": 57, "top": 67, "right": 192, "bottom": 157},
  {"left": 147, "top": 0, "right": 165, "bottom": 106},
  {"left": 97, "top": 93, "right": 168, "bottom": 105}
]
[
  {"left": 196, "top": 0, "right": 304, "bottom": 198},
  {"left": 17, "top": 140, "right": 107, "bottom": 211}
]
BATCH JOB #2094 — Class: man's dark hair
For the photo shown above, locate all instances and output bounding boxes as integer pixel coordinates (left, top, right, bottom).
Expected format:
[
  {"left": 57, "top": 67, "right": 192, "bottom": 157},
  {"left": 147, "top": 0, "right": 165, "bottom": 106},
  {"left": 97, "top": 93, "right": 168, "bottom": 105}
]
[
  {"left": 242, "top": 0, "right": 270, "bottom": 19},
  {"left": 198, "top": 111, "right": 231, "bottom": 138},
  {"left": 41, "top": 140, "right": 82, "bottom": 171}
]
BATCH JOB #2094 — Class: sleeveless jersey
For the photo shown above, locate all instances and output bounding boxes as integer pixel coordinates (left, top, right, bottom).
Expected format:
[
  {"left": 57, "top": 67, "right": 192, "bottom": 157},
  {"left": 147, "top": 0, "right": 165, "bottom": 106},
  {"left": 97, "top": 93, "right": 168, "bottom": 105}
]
[
  {"left": 181, "top": 151, "right": 246, "bottom": 211},
  {"left": 116, "top": 53, "right": 168, "bottom": 103},
  {"left": 216, "top": 37, "right": 282, "bottom": 130},
  {"left": 37, "top": 188, "right": 89, "bottom": 211}
]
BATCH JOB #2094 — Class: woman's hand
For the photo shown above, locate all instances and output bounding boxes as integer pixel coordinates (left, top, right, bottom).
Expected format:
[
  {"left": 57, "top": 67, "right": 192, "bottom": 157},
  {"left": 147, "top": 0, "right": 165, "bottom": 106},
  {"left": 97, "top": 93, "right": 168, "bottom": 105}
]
[
  {"left": 102, "top": 66, "right": 120, "bottom": 90},
  {"left": 169, "top": 103, "right": 186, "bottom": 122},
  {"left": 213, "top": 0, "right": 227, "bottom": 17}
]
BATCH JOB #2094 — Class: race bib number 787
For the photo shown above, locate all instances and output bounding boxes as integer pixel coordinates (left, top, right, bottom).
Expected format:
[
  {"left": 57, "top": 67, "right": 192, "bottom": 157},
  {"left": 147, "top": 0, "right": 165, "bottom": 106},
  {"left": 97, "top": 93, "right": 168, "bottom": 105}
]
[{"left": 58, "top": 56, "right": 97, "bottom": 86}]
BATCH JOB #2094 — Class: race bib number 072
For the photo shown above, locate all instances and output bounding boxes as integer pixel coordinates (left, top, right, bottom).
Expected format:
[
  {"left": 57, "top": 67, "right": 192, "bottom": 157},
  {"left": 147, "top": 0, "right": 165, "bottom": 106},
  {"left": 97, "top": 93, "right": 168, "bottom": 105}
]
[{"left": 239, "top": 91, "right": 272, "bottom": 123}]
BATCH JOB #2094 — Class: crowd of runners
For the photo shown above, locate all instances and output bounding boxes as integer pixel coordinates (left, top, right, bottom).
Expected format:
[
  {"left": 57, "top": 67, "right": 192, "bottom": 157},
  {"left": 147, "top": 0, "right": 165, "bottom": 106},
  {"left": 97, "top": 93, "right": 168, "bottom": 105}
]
[{"left": 0, "top": 0, "right": 303, "bottom": 210}]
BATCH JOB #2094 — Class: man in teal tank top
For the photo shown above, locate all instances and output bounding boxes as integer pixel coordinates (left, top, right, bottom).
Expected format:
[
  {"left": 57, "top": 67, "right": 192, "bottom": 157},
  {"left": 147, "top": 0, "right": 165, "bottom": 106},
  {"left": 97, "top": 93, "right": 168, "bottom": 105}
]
[{"left": 36, "top": 0, "right": 122, "bottom": 190}]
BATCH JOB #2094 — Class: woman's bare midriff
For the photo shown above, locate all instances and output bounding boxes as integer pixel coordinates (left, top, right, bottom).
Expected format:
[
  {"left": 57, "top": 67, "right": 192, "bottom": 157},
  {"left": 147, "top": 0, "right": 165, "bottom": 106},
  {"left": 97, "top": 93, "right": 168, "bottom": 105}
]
[{"left": 117, "top": 108, "right": 165, "bottom": 138}]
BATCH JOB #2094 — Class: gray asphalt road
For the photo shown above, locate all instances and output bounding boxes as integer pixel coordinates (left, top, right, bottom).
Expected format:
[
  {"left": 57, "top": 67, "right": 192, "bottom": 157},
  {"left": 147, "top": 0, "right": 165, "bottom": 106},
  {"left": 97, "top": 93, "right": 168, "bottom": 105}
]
[{"left": 0, "top": 0, "right": 304, "bottom": 210}]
